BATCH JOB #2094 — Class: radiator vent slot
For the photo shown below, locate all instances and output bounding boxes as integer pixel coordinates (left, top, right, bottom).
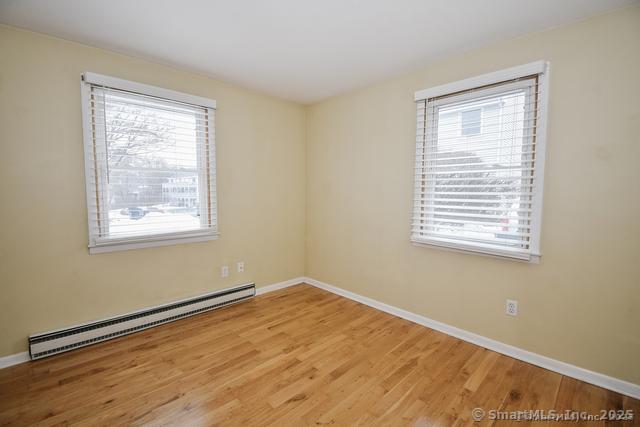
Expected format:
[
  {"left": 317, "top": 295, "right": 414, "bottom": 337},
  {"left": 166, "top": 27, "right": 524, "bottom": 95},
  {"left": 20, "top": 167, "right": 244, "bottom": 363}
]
[{"left": 28, "top": 283, "right": 255, "bottom": 360}]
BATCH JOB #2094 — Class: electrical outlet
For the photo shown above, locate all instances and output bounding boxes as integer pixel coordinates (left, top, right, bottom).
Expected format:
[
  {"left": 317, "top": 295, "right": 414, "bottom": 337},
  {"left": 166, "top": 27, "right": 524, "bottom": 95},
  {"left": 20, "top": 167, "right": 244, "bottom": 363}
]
[
  {"left": 506, "top": 299, "right": 518, "bottom": 316},
  {"left": 221, "top": 265, "right": 229, "bottom": 278},
  {"left": 237, "top": 262, "right": 245, "bottom": 273}
]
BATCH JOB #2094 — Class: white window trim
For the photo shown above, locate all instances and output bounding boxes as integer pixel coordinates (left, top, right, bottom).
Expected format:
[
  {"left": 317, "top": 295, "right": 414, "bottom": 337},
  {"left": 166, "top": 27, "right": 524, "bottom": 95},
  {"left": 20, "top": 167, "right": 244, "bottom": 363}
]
[
  {"left": 414, "top": 61, "right": 547, "bottom": 101},
  {"left": 83, "top": 72, "right": 216, "bottom": 108},
  {"left": 89, "top": 234, "right": 219, "bottom": 254},
  {"left": 412, "top": 60, "right": 550, "bottom": 263},
  {"left": 80, "top": 73, "right": 219, "bottom": 254}
]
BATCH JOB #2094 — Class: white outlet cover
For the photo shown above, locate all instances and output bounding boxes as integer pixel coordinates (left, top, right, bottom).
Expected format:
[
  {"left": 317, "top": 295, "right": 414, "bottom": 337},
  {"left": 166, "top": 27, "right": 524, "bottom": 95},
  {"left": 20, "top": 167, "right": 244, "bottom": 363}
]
[
  {"left": 221, "top": 265, "right": 229, "bottom": 278},
  {"left": 237, "top": 262, "right": 244, "bottom": 273},
  {"left": 506, "top": 299, "right": 518, "bottom": 316}
]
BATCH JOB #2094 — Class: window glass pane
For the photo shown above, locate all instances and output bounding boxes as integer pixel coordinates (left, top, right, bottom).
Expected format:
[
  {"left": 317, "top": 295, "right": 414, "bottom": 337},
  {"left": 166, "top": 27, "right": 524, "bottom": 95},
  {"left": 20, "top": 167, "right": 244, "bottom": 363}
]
[
  {"left": 429, "top": 89, "right": 529, "bottom": 247},
  {"left": 102, "top": 91, "right": 204, "bottom": 238},
  {"left": 460, "top": 108, "right": 481, "bottom": 135}
]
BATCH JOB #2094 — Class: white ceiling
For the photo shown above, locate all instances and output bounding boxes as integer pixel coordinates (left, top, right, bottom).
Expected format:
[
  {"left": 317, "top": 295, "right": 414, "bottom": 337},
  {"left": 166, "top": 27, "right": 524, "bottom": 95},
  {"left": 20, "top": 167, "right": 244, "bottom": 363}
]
[{"left": 0, "top": 0, "right": 634, "bottom": 103}]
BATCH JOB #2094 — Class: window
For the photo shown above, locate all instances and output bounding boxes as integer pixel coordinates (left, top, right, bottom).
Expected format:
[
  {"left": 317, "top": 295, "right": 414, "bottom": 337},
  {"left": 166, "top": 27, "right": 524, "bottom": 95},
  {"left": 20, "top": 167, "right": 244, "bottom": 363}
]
[
  {"left": 412, "top": 61, "right": 549, "bottom": 262},
  {"left": 81, "top": 73, "right": 218, "bottom": 253}
]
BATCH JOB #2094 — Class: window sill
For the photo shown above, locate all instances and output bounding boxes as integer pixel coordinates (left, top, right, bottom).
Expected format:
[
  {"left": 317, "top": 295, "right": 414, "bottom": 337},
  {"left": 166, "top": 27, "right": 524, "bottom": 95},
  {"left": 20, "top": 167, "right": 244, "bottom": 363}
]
[
  {"left": 89, "top": 232, "right": 219, "bottom": 254},
  {"left": 411, "top": 237, "right": 540, "bottom": 264}
]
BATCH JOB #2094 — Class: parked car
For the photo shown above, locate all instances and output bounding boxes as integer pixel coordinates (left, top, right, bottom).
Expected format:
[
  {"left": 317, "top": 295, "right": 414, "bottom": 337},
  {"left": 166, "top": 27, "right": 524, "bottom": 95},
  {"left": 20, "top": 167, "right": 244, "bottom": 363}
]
[
  {"left": 127, "top": 207, "right": 146, "bottom": 220},
  {"left": 495, "top": 209, "right": 522, "bottom": 241}
]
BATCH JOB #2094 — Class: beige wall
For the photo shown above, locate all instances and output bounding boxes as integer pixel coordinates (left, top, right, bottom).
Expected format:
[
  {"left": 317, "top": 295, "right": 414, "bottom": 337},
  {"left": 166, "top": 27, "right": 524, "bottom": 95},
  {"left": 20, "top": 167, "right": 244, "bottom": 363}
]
[
  {"left": 0, "top": 25, "right": 307, "bottom": 356},
  {"left": 306, "top": 7, "right": 640, "bottom": 384}
]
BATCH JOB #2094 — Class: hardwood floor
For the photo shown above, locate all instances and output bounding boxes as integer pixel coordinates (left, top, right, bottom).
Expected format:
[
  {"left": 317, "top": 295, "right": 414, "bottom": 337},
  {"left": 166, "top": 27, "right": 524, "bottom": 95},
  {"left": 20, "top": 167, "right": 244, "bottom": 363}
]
[{"left": 0, "top": 284, "right": 638, "bottom": 426}]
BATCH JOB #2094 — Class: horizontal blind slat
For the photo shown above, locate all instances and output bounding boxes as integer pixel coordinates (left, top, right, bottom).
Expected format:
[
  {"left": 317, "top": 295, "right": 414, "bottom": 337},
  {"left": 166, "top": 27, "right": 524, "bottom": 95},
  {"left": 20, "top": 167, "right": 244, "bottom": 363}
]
[
  {"left": 414, "top": 224, "right": 532, "bottom": 238},
  {"left": 412, "top": 235, "right": 531, "bottom": 248}
]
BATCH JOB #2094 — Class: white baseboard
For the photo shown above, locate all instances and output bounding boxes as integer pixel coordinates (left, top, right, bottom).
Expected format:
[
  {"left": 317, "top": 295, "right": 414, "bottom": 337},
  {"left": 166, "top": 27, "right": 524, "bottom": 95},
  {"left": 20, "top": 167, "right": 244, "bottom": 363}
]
[
  {"left": 0, "top": 351, "right": 29, "bottom": 369},
  {"left": 255, "top": 277, "right": 306, "bottom": 295},
  {"left": 302, "top": 277, "right": 640, "bottom": 400}
]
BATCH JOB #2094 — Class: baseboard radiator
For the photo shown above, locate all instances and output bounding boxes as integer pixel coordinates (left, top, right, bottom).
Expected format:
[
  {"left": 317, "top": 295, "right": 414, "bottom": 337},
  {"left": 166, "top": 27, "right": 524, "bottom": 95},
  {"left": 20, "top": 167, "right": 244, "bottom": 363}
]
[{"left": 28, "top": 283, "right": 255, "bottom": 360}]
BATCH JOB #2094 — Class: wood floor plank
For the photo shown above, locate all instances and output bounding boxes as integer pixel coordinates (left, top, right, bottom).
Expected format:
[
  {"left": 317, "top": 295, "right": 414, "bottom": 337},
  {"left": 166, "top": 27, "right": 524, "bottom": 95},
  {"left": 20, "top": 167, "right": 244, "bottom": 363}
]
[{"left": 0, "top": 284, "right": 637, "bottom": 426}]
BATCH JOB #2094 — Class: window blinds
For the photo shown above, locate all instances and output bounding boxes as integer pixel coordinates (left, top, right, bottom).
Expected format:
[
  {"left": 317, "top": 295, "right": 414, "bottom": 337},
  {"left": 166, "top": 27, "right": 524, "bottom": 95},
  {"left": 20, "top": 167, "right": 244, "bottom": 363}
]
[
  {"left": 82, "top": 78, "right": 217, "bottom": 252},
  {"left": 412, "top": 65, "right": 548, "bottom": 261}
]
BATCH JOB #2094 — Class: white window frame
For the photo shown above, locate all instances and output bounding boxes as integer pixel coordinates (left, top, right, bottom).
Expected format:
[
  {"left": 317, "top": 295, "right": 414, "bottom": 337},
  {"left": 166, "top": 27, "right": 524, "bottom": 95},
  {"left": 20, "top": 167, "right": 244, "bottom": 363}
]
[
  {"left": 80, "top": 72, "right": 219, "bottom": 254},
  {"left": 412, "top": 61, "right": 550, "bottom": 263}
]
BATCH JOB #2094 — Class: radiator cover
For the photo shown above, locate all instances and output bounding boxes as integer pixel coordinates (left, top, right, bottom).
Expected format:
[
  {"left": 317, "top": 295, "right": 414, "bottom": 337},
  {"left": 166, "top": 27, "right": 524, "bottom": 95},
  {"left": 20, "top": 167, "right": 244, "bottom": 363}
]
[{"left": 28, "top": 283, "right": 255, "bottom": 360}]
